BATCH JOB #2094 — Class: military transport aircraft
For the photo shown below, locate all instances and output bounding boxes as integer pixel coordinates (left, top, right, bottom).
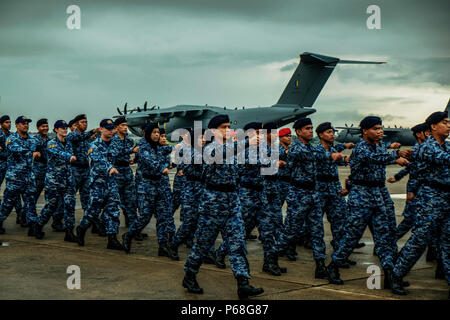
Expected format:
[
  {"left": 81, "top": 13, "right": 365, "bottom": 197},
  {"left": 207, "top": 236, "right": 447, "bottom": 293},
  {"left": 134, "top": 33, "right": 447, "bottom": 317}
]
[
  {"left": 116, "top": 52, "right": 385, "bottom": 139},
  {"left": 335, "top": 99, "right": 450, "bottom": 146}
]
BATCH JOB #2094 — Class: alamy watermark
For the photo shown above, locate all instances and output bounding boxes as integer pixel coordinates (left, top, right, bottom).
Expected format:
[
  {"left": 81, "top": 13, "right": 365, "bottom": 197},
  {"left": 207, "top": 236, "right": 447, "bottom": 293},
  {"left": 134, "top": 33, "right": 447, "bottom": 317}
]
[
  {"left": 366, "top": 265, "right": 381, "bottom": 289},
  {"left": 67, "top": 265, "right": 81, "bottom": 289}
]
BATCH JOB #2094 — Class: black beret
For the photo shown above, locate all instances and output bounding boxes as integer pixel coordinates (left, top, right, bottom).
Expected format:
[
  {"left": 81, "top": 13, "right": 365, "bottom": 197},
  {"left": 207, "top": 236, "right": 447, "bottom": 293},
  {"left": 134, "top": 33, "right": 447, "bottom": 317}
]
[
  {"left": 359, "top": 116, "right": 382, "bottom": 130},
  {"left": 263, "top": 122, "right": 277, "bottom": 130},
  {"left": 0, "top": 115, "right": 10, "bottom": 124},
  {"left": 100, "top": 119, "right": 115, "bottom": 129},
  {"left": 114, "top": 116, "right": 127, "bottom": 126},
  {"left": 243, "top": 122, "right": 263, "bottom": 130},
  {"left": 159, "top": 127, "right": 166, "bottom": 135},
  {"left": 315, "top": 122, "right": 336, "bottom": 135},
  {"left": 73, "top": 114, "right": 87, "bottom": 123},
  {"left": 208, "top": 114, "right": 230, "bottom": 129},
  {"left": 425, "top": 111, "right": 448, "bottom": 126},
  {"left": 411, "top": 123, "right": 428, "bottom": 134},
  {"left": 293, "top": 117, "right": 312, "bottom": 129},
  {"left": 36, "top": 118, "right": 48, "bottom": 127},
  {"left": 68, "top": 119, "right": 75, "bottom": 127}
]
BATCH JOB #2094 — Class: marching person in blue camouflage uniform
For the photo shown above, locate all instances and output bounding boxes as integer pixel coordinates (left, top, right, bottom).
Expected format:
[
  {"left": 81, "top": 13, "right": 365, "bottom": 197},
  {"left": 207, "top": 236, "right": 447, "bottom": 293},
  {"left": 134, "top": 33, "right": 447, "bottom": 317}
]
[
  {"left": 0, "top": 116, "right": 38, "bottom": 235},
  {"left": 181, "top": 115, "right": 264, "bottom": 299},
  {"left": 273, "top": 118, "right": 345, "bottom": 281},
  {"left": 66, "top": 114, "right": 100, "bottom": 213},
  {"left": 327, "top": 116, "right": 411, "bottom": 287},
  {"left": 76, "top": 119, "right": 124, "bottom": 250},
  {"left": 121, "top": 122, "right": 173, "bottom": 257},
  {"left": 169, "top": 128, "right": 206, "bottom": 261},
  {"left": 387, "top": 123, "right": 438, "bottom": 262},
  {"left": 392, "top": 111, "right": 450, "bottom": 296},
  {"left": 159, "top": 127, "right": 177, "bottom": 241},
  {"left": 314, "top": 122, "right": 356, "bottom": 267},
  {"left": 171, "top": 129, "right": 191, "bottom": 221},
  {"left": 110, "top": 117, "right": 139, "bottom": 228},
  {"left": 33, "top": 120, "right": 78, "bottom": 242},
  {"left": 0, "top": 115, "right": 25, "bottom": 226}
]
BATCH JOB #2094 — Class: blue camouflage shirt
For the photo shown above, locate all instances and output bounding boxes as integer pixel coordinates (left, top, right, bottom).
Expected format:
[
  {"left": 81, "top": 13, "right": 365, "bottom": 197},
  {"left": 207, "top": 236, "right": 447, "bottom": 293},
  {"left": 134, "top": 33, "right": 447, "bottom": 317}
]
[
  {"left": 313, "top": 142, "right": 347, "bottom": 193},
  {"left": 5, "top": 132, "right": 35, "bottom": 185},
  {"left": 31, "top": 133, "right": 49, "bottom": 173},
  {"left": 111, "top": 134, "right": 135, "bottom": 166},
  {"left": 45, "top": 137, "right": 75, "bottom": 187},
  {"left": 67, "top": 130, "right": 93, "bottom": 167},
  {"left": 87, "top": 137, "right": 119, "bottom": 185}
]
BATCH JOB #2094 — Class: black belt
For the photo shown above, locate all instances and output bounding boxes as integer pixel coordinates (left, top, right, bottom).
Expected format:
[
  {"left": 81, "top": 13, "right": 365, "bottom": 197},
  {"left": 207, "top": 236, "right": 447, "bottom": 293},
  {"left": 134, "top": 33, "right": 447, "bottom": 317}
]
[
  {"left": 316, "top": 175, "right": 339, "bottom": 182},
  {"left": 115, "top": 160, "right": 130, "bottom": 167},
  {"left": 186, "top": 176, "right": 203, "bottom": 182},
  {"left": 34, "top": 157, "right": 47, "bottom": 164},
  {"left": 424, "top": 181, "right": 450, "bottom": 192},
  {"left": 278, "top": 176, "right": 291, "bottom": 183},
  {"left": 240, "top": 182, "right": 264, "bottom": 192},
  {"left": 264, "top": 175, "right": 278, "bottom": 182},
  {"left": 351, "top": 179, "right": 385, "bottom": 188},
  {"left": 71, "top": 162, "right": 89, "bottom": 169},
  {"left": 142, "top": 173, "right": 162, "bottom": 181},
  {"left": 0, "top": 155, "right": 7, "bottom": 161},
  {"left": 206, "top": 183, "right": 236, "bottom": 192},
  {"left": 290, "top": 180, "right": 316, "bottom": 190}
]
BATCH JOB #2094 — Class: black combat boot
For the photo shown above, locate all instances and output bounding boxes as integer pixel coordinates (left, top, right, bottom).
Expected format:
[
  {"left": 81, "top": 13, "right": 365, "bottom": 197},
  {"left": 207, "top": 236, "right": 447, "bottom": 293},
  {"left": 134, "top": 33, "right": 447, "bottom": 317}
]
[
  {"left": 33, "top": 223, "right": 45, "bottom": 240},
  {"left": 245, "top": 231, "right": 257, "bottom": 240},
  {"left": 0, "top": 222, "right": 5, "bottom": 234},
  {"left": 64, "top": 228, "right": 78, "bottom": 243},
  {"left": 391, "top": 274, "right": 407, "bottom": 295},
  {"left": 91, "top": 221, "right": 99, "bottom": 234},
  {"left": 426, "top": 246, "right": 437, "bottom": 262},
  {"left": 274, "top": 254, "right": 287, "bottom": 274},
  {"left": 51, "top": 217, "right": 65, "bottom": 232},
  {"left": 140, "top": 233, "right": 148, "bottom": 238},
  {"left": 27, "top": 222, "right": 35, "bottom": 236},
  {"left": 134, "top": 233, "right": 144, "bottom": 241},
  {"left": 169, "top": 242, "right": 180, "bottom": 261},
  {"left": 285, "top": 243, "right": 297, "bottom": 261},
  {"left": 158, "top": 242, "right": 171, "bottom": 257},
  {"left": 383, "top": 268, "right": 393, "bottom": 289},
  {"left": 335, "top": 260, "right": 350, "bottom": 269},
  {"left": 355, "top": 242, "right": 366, "bottom": 249},
  {"left": 76, "top": 225, "right": 87, "bottom": 246},
  {"left": 185, "top": 238, "right": 193, "bottom": 248},
  {"left": 436, "top": 259, "right": 445, "bottom": 280},
  {"left": 124, "top": 214, "right": 130, "bottom": 228},
  {"left": 303, "top": 238, "right": 312, "bottom": 250},
  {"left": 107, "top": 234, "right": 124, "bottom": 250},
  {"left": 182, "top": 271, "right": 204, "bottom": 294},
  {"left": 315, "top": 259, "right": 328, "bottom": 279},
  {"left": 346, "top": 258, "right": 357, "bottom": 266},
  {"left": 20, "top": 214, "right": 29, "bottom": 228},
  {"left": 203, "top": 251, "right": 216, "bottom": 264},
  {"left": 15, "top": 212, "right": 21, "bottom": 225},
  {"left": 236, "top": 276, "right": 264, "bottom": 299},
  {"left": 262, "top": 254, "right": 281, "bottom": 276},
  {"left": 215, "top": 250, "right": 226, "bottom": 269},
  {"left": 122, "top": 232, "right": 133, "bottom": 253},
  {"left": 327, "top": 261, "right": 344, "bottom": 285}
]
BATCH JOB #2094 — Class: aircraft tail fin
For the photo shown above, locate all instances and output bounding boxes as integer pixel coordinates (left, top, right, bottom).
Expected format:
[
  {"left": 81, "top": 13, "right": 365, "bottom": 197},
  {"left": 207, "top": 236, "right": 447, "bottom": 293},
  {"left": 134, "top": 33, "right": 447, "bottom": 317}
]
[{"left": 276, "top": 52, "right": 385, "bottom": 107}]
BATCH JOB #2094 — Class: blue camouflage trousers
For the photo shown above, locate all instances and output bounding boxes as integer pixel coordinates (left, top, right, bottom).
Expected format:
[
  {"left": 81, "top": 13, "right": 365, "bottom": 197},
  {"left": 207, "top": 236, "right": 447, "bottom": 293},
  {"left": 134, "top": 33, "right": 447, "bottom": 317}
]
[
  {"left": 79, "top": 181, "right": 121, "bottom": 235},
  {"left": 332, "top": 187, "right": 397, "bottom": 269},
  {"left": 161, "top": 176, "right": 176, "bottom": 234},
  {"left": 274, "top": 186, "right": 326, "bottom": 260},
  {"left": 393, "top": 186, "right": 450, "bottom": 284},
  {"left": 116, "top": 167, "right": 138, "bottom": 225},
  {"left": 275, "top": 179, "right": 290, "bottom": 213},
  {"left": 0, "top": 163, "right": 23, "bottom": 216},
  {"left": 128, "top": 181, "right": 169, "bottom": 244},
  {"left": 38, "top": 182, "right": 76, "bottom": 229},
  {"left": 72, "top": 166, "right": 90, "bottom": 211},
  {"left": 0, "top": 181, "right": 36, "bottom": 224},
  {"left": 172, "top": 180, "right": 203, "bottom": 246},
  {"left": 184, "top": 189, "right": 251, "bottom": 279},
  {"left": 318, "top": 189, "right": 348, "bottom": 250},
  {"left": 171, "top": 173, "right": 185, "bottom": 219},
  {"left": 240, "top": 186, "right": 264, "bottom": 236}
]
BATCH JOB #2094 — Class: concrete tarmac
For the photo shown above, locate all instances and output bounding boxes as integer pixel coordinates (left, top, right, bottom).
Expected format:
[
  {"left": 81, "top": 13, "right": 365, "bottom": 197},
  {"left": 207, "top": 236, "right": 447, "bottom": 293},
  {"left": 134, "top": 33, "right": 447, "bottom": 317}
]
[{"left": 0, "top": 165, "right": 448, "bottom": 300}]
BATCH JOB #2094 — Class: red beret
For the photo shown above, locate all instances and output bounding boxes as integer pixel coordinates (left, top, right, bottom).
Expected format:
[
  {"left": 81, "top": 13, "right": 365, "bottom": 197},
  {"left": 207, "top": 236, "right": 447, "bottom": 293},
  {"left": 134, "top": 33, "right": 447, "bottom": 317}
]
[{"left": 278, "top": 128, "right": 291, "bottom": 137}]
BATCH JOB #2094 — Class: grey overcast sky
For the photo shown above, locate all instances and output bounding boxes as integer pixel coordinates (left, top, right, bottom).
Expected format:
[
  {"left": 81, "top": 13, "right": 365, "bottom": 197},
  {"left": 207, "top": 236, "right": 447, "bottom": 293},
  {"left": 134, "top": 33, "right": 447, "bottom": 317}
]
[{"left": 0, "top": 0, "right": 449, "bottom": 130}]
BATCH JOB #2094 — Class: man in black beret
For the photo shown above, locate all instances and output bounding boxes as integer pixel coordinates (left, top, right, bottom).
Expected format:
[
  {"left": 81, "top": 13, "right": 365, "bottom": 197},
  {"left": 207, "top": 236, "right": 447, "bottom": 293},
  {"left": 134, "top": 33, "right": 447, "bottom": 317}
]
[
  {"left": 66, "top": 114, "right": 101, "bottom": 215},
  {"left": 327, "top": 115, "right": 412, "bottom": 289},
  {"left": 392, "top": 111, "right": 450, "bottom": 295},
  {"left": 68, "top": 119, "right": 76, "bottom": 132}
]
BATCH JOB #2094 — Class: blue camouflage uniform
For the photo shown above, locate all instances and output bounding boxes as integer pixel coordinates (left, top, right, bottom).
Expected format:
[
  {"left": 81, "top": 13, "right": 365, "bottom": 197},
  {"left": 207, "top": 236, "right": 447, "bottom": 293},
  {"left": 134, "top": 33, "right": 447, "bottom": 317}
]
[
  {"left": 172, "top": 142, "right": 187, "bottom": 220},
  {"left": 160, "top": 145, "right": 176, "bottom": 235},
  {"left": 184, "top": 140, "right": 251, "bottom": 279},
  {"left": 127, "top": 140, "right": 171, "bottom": 243},
  {"left": 66, "top": 130, "right": 93, "bottom": 211},
  {"left": 0, "top": 130, "right": 23, "bottom": 216},
  {"left": 37, "top": 137, "right": 76, "bottom": 229},
  {"left": 273, "top": 139, "right": 327, "bottom": 261},
  {"left": 0, "top": 133, "right": 37, "bottom": 225},
  {"left": 331, "top": 138, "right": 399, "bottom": 269},
  {"left": 393, "top": 136, "right": 450, "bottom": 284},
  {"left": 276, "top": 144, "right": 291, "bottom": 214},
  {"left": 31, "top": 133, "right": 49, "bottom": 202},
  {"left": 79, "top": 137, "right": 121, "bottom": 235},
  {"left": 313, "top": 142, "right": 348, "bottom": 250},
  {"left": 171, "top": 145, "right": 204, "bottom": 247},
  {"left": 110, "top": 134, "right": 138, "bottom": 225}
]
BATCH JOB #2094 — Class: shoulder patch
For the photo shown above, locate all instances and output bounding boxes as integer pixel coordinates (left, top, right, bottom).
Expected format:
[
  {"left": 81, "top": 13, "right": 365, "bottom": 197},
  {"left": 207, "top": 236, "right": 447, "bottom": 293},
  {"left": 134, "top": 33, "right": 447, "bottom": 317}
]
[
  {"left": 49, "top": 144, "right": 56, "bottom": 149},
  {"left": 6, "top": 139, "right": 12, "bottom": 145},
  {"left": 88, "top": 148, "right": 93, "bottom": 154}
]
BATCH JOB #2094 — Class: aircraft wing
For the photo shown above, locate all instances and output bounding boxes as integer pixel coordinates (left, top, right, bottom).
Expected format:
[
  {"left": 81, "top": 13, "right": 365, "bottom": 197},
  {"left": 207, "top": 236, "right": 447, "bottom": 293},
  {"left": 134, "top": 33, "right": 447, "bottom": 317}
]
[{"left": 121, "top": 105, "right": 212, "bottom": 123}]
